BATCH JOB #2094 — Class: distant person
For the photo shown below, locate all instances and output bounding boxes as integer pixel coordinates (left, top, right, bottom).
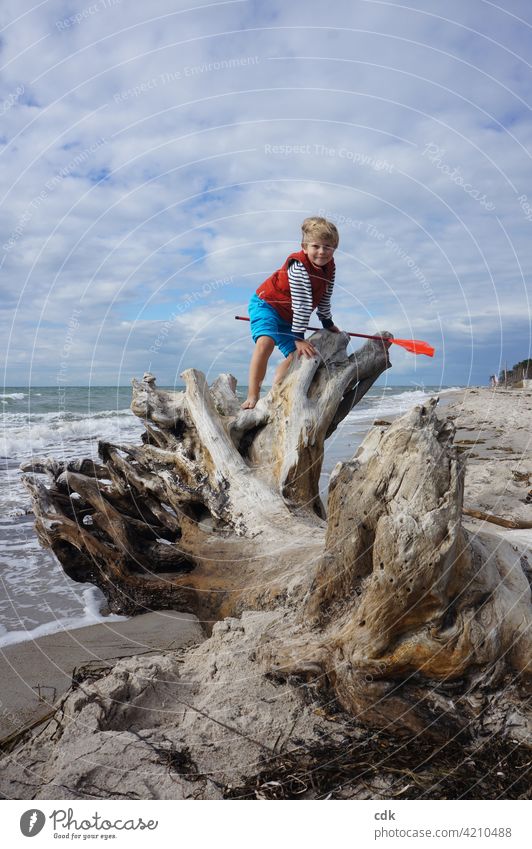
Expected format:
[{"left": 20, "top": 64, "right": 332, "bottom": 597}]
[{"left": 241, "top": 216, "right": 341, "bottom": 409}]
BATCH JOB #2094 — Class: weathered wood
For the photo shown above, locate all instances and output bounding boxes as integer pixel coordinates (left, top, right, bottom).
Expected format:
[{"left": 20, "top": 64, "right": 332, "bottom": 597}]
[
  {"left": 15, "top": 327, "right": 531, "bottom": 782},
  {"left": 260, "top": 399, "right": 531, "bottom": 734},
  {"left": 463, "top": 507, "right": 532, "bottom": 529},
  {"left": 240, "top": 331, "right": 392, "bottom": 513}
]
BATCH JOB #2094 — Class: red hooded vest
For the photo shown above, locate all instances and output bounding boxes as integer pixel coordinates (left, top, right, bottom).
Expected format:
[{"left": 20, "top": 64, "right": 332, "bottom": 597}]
[{"left": 256, "top": 250, "right": 335, "bottom": 323}]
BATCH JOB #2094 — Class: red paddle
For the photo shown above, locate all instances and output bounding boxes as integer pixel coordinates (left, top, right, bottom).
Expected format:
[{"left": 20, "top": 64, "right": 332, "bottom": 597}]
[{"left": 234, "top": 316, "right": 435, "bottom": 358}]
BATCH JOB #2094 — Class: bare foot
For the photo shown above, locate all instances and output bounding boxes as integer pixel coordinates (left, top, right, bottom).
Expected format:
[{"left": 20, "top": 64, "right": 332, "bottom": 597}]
[{"left": 241, "top": 395, "right": 259, "bottom": 409}]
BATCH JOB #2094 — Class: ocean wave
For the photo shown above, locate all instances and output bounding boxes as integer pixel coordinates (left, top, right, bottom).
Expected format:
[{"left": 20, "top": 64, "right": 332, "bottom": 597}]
[
  {"left": 438, "top": 386, "right": 463, "bottom": 395},
  {"left": 0, "top": 412, "right": 143, "bottom": 459},
  {"left": 0, "top": 392, "right": 25, "bottom": 401},
  {"left": 0, "top": 587, "right": 127, "bottom": 648},
  {"left": 2, "top": 407, "right": 134, "bottom": 423},
  {"left": 345, "top": 388, "right": 441, "bottom": 425}
]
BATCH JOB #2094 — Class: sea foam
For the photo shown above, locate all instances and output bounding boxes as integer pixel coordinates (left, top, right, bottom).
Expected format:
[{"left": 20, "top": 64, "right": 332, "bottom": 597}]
[{"left": 0, "top": 587, "right": 127, "bottom": 648}]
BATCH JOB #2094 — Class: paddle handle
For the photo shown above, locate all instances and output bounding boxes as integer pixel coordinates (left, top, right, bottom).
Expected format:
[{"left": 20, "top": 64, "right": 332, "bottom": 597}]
[
  {"left": 235, "top": 316, "right": 435, "bottom": 356},
  {"left": 234, "top": 316, "right": 388, "bottom": 343}
]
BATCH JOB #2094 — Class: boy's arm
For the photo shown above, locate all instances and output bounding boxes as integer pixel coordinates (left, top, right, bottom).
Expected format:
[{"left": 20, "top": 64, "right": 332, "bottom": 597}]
[
  {"left": 316, "top": 266, "right": 335, "bottom": 328},
  {"left": 288, "top": 261, "right": 314, "bottom": 339},
  {"left": 288, "top": 262, "right": 340, "bottom": 351}
]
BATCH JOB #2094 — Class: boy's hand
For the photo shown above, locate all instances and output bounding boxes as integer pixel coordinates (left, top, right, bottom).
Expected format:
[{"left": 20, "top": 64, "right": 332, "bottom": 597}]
[
  {"left": 295, "top": 339, "right": 317, "bottom": 358},
  {"left": 328, "top": 324, "right": 341, "bottom": 333}
]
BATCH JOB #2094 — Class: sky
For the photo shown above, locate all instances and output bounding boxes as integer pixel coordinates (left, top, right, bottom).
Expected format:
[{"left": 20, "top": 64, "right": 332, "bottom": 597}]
[{"left": 1, "top": 0, "right": 531, "bottom": 388}]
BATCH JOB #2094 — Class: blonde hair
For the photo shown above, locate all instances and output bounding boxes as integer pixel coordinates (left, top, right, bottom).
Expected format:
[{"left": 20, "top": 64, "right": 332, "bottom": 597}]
[{"left": 301, "top": 216, "right": 339, "bottom": 248}]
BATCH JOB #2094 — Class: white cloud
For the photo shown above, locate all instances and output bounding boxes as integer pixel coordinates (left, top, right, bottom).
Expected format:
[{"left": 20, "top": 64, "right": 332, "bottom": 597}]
[{"left": 1, "top": 0, "right": 531, "bottom": 387}]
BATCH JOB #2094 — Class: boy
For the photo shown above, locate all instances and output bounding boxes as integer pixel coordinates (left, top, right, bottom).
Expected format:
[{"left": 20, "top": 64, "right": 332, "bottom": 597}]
[{"left": 241, "top": 216, "right": 340, "bottom": 409}]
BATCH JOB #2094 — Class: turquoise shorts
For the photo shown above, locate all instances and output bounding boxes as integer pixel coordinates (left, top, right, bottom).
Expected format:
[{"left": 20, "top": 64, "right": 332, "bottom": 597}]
[{"left": 248, "top": 293, "right": 297, "bottom": 357}]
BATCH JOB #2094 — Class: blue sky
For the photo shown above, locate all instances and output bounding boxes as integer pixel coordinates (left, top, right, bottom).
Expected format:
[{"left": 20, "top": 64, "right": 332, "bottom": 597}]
[{"left": 1, "top": 0, "right": 531, "bottom": 387}]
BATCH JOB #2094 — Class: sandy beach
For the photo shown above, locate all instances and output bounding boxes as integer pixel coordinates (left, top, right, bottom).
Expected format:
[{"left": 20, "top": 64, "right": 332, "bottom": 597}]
[
  {"left": 0, "top": 611, "right": 204, "bottom": 744},
  {"left": 1, "top": 385, "right": 530, "bottom": 759},
  {"left": 443, "top": 386, "right": 532, "bottom": 533}
]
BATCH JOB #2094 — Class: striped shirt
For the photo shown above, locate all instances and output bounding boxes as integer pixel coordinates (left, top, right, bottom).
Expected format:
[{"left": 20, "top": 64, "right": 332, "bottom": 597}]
[{"left": 288, "top": 260, "right": 335, "bottom": 338}]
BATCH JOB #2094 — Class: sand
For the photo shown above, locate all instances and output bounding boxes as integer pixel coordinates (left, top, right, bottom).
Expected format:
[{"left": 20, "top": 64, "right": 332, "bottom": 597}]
[
  {"left": 443, "top": 386, "right": 532, "bottom": 532},
  {"left": 0, "top": 610, "right": 204, "bottom": 742}
]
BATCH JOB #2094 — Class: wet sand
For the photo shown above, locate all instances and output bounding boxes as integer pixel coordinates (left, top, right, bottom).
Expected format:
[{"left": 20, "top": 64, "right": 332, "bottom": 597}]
[{"left": 0, "top": 610, "right": 203, "bottom": 741}]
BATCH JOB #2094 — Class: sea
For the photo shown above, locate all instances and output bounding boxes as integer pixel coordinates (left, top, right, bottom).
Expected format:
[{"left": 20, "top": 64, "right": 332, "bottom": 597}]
[{"left": 0, "top": 383, "right": 462, "bottom": 647}]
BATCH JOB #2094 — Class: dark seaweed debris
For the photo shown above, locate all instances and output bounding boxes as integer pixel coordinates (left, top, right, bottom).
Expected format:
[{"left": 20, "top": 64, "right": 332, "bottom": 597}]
[{"left": 224, "top": 728, "right": 532, "bottom": 800}]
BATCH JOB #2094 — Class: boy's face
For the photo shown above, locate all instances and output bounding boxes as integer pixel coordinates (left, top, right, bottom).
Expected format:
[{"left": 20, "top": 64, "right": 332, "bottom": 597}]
[{"left": 302, "top": 240, "right": 335, "bottom": 268}]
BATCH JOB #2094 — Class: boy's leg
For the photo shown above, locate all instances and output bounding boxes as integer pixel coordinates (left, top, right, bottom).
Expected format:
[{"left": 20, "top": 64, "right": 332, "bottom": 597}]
[
  {"left": 272, "top": 329, "right": 298, "bottom": 386},
  {"left": 272, "top": 353, "right": 294, "bottom": 385},
  {"left": 241, "top": 335, "right": 275, "bottom": 409}
]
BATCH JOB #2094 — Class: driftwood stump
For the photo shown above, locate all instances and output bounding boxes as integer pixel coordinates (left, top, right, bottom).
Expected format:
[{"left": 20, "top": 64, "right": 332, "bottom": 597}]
[
  {"left": 21, "top": 330, "right": 391, "bottom": 622},
  {"left": 3, "top": 329, "right": 530, "bottom": 800}
]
